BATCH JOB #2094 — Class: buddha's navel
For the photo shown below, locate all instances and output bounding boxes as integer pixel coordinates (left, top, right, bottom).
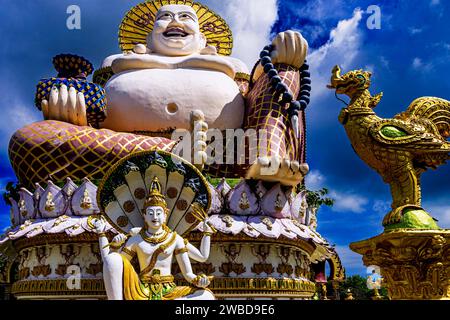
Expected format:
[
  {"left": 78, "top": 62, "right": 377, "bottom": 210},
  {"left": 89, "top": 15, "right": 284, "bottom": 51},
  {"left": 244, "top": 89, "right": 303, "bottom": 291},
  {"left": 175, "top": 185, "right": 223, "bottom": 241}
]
[{"left": 166, "top": 103, "right": 179, "bottom": 115}]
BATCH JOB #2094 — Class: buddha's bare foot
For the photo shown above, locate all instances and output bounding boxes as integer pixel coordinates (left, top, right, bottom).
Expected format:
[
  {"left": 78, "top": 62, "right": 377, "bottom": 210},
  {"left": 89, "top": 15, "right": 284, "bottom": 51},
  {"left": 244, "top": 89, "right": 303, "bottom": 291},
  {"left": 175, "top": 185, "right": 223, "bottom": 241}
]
[
  {"left": 245, "top": 156, "right": 309, "bottom": 187},
  {"left": 42, "top": 85, "right": 88, "bottom": 126},
  {"left": 191, "top": 110, "right": 208, "bottom": 170}
]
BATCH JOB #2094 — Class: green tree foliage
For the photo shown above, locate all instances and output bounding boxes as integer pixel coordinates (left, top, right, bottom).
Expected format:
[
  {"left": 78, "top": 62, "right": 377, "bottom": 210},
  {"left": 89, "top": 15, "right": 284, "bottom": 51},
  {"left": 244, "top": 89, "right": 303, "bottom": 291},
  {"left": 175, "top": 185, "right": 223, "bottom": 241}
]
[
  {"left": 340, "top": 275, "right": 371, "bottom": 300},
  {"left": 339, "top": 275, "right": 388, "bottom": 300},
  {"left": 2, "top": 182, "right": 21, "bottom": 206},
  {"left": 298, "top": 185, "right": 334, "bottom": 209}
]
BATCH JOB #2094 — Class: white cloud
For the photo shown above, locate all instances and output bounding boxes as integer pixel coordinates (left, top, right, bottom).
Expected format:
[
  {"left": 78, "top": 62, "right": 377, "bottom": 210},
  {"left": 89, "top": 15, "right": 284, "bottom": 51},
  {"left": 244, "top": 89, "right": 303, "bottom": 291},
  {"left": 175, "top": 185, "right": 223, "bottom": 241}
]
[
  {"left": 422, "top": 203, "right": 450, "bottom": 228},
  {"left": 409, "top": 27, "right": 423, "bottom": 35},
  {"left": 330, "top": 190, "right": 369, "bottom": 213},
  {"left": 305, "top": 170, "right": 369, "bottom": 213},
  {"left": 412, "top": 57, "right": 433, "bottom": 72},
  {"left": 308, "top": 9, "right": 364, "bottom": 100},
  {"left": 380, "top": 56, "right": 390, "bottom": 68},
  {"left": 412, "top": 57, "right": 423, "bottom": 69},
  {"left": 305, "top": 170, "right": 326, "bottom": 190},
  {"left": 430, "top": 0, "right": 440, "bottom": 6},
  {"left": 432, "top": 41, "right": 450, "bottom": 52},
  {"left": 0, "top": 94, "right": 41, "bottom": 158},
  {"left": 372, "top": 200, "right": 390, "bottom": 215},
  {"left": 287, "top": 0, "right": 349, "bottom": 27},
  {"left": 215, "top": 0, "right": 278, "bottom": 69},
  {"left": 334, "top": 245, "right": 365, "bottom": 275},
  {"left": 363, "top": 64, "right": 375, "bottom": 73}
]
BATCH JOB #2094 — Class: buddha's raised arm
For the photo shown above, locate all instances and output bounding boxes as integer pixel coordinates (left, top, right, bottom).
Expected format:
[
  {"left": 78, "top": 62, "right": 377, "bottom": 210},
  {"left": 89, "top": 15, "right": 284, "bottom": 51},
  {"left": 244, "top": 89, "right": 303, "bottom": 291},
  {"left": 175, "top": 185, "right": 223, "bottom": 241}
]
[{"left": 205, "top": 31, "right": 310, "bottom": 187}]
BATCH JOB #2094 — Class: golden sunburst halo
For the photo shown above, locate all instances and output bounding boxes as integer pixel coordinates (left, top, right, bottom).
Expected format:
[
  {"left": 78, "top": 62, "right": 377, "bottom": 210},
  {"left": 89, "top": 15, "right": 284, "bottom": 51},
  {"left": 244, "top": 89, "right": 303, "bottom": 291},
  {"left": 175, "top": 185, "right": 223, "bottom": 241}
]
[{"left": 118, "top": 0, "right": 233, "bottom": 56}]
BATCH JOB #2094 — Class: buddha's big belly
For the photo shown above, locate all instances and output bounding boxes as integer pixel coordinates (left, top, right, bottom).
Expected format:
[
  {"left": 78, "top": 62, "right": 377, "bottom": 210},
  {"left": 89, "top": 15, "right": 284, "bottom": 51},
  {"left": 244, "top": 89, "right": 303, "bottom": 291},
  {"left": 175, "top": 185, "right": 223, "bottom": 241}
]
[{"left": 102, "top": 69, "right": 245, "bottom": 133}]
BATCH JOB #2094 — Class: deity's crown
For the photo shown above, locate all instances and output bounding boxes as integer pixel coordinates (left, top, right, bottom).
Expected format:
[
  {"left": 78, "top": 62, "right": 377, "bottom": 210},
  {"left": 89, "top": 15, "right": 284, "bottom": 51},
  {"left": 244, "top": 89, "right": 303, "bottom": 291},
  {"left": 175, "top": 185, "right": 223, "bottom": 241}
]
[{"left": 144, "top": 177, "right": 167, "bottom": 210}]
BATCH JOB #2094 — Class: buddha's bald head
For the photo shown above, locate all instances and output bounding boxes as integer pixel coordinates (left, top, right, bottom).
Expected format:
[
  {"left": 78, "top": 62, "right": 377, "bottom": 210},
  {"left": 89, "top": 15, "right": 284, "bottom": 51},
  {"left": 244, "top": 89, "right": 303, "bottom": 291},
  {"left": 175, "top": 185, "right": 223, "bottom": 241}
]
[{"left": 147, "top": 4, "right": 207, "bottom": 56}]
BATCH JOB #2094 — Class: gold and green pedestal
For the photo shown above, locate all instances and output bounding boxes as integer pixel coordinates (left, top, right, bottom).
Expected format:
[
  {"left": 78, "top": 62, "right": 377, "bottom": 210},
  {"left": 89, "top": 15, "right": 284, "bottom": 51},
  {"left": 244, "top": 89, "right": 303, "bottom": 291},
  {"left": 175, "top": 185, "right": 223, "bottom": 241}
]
[{"left": 350, "top": 229, "right": 450, "bottom": 300}]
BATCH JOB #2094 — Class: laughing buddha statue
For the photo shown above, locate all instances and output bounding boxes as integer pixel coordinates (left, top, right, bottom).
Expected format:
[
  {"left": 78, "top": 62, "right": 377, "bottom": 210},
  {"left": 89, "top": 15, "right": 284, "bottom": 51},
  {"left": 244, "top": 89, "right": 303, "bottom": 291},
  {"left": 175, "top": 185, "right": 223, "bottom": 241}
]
[
  {"left": 92, "top": 177, "right": 215, "bottom": 300},
  {"left": 10, "top": 0, "right": 310, "bottom": 189}
]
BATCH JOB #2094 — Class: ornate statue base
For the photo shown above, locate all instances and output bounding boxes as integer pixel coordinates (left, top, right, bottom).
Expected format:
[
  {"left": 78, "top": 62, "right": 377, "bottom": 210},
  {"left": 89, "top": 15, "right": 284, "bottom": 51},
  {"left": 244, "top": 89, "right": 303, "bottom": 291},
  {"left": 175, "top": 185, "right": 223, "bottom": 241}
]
[
  {"left": 179, "top": 232, "right": 320, "bottom": 299},
  {"left": 350, "top": 229, "right": 450, "bottom": 300},
  {"left": 7, "top": 232, "right": 109, "bottom": 300},
  {"left": 0, "top": 177, "right": 344, "bottom": 300}
]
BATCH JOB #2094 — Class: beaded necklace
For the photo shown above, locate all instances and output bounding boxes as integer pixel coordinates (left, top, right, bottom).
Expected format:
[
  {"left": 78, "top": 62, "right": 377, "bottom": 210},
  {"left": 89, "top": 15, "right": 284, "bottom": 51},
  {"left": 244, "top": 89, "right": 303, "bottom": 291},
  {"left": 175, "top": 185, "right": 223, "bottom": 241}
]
[{"left": 140, "top": 225, "right": 171, "bottom": 244}]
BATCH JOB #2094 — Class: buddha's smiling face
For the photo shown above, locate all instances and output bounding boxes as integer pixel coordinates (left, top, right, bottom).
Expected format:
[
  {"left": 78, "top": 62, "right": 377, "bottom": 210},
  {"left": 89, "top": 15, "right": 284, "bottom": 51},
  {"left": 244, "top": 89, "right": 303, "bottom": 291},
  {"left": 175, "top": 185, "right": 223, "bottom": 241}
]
[
  {"left": 148, "top": 5, "right": 207, "bottom": 56},
  {"left": 144, "top": 206, "right": 166, "bottom": 231}
]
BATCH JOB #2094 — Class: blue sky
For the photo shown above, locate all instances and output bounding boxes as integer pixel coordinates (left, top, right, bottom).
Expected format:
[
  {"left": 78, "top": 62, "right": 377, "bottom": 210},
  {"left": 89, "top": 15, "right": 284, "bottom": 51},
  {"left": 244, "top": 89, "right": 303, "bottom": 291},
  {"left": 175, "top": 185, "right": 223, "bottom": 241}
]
[{"left": 0, "top": 0, "right": 449, "bottom": 276}]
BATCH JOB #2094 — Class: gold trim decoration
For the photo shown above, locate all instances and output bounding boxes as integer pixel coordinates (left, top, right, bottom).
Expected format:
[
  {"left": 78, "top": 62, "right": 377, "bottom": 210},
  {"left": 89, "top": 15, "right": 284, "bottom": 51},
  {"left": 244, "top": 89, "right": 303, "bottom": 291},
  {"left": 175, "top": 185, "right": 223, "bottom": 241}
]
[
  {"left": 140, "top": 274, "right": 175, "bottom": 284},
  {"left": 187, "top": 232, "right": 317, "bottom": 256},
  {"left": 174, "top": 247, "right": 188, "bottom": 255},
  {"left": 350, "top": 229, "right": 450, "bottom": 300},
  {"left": 11, "top": 279, "right": 105, "bottom": 298},
  {"left": 327, "top": 250, "right": 346, "bottom": 282},
  {"left": 122, "top": 247, "right": 137, "bottom": 258},
  {"left": 235, "top": 72, "right": 251, "bottom": 82},
  {"left": 119, "top": 0, "right": 233, "bottom": 56},
  {"left": 13, "top": 233, "right": 110, "bottom": 252},
  {"left": 139, "top": 225, "right": 171, "bottom": 244},
  {"left": 144, "top": 177, "right": 169, "bottom": 212},
  {"left": 176, "top": 277, "right": 316, "bottom": 297}
]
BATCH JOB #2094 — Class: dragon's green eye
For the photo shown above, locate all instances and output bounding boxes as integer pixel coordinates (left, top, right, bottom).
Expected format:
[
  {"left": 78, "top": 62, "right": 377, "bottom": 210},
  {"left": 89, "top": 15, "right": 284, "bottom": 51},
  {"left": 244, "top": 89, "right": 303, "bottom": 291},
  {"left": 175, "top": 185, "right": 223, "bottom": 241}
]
[
  {"left": 381, "top": 126, "right": 408, "bottom": 138},
  {"left": 356, "top": 74, "right": 366, "bottom": 87}
]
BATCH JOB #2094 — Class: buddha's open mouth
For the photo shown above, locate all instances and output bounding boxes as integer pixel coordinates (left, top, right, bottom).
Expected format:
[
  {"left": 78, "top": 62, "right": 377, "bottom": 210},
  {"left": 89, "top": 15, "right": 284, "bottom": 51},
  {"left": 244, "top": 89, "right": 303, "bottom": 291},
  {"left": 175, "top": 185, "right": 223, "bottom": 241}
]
[{"left": 163, "top": 28, "right": 190, "bottom": 38}]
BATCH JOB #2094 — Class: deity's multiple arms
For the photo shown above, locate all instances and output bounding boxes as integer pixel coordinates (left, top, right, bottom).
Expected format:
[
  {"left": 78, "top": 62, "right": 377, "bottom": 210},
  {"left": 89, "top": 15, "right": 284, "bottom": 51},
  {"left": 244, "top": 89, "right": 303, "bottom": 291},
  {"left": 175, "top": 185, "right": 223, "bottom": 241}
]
[
  {"left": 184, "top": 221, "right": 214, "bottom": 263},
  {"left": 174, "top": 236, "right": 210, "bottom": 288}
]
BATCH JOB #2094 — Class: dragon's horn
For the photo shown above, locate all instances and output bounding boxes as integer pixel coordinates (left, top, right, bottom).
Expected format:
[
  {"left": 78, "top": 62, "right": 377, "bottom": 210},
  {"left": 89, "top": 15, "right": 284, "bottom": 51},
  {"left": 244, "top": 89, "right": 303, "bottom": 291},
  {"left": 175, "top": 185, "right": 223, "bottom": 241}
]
[
  {"left": 328, "top": 65, "right": 343, "bottom": 88},
  {"left": 331, "top": 65, "right": 342, "bottom": 81}
]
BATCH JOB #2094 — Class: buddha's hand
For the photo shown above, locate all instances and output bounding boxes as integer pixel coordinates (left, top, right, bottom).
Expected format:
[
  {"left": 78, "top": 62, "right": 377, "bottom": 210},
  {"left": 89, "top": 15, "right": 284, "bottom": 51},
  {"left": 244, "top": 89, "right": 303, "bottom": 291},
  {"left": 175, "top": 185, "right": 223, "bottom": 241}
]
[
  {"left": 41, "top": 85, "right": 88, "bottom": 126},
  {"left": 271, "top": 30, "right": 309, "bottom": 69},
  {"left": 202, "top": 220, "right": 216, "bottom": 237},
  {"left": 111, "top": 233, "right": 128, "bottom": 247},
  {"left": 191, "top": 274, "right": 211, "bottom": 288},
  {"left": 89, "top": 216, "right": 107, "bottom": 234}
]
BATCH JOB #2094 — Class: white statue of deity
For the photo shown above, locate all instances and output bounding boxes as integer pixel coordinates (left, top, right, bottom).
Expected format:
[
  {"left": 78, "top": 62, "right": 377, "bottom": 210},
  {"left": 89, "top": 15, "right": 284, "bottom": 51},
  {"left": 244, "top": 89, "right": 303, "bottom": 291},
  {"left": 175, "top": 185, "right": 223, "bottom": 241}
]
[{"left": 92, "top": 177, "right": 215, "bottom": 300}]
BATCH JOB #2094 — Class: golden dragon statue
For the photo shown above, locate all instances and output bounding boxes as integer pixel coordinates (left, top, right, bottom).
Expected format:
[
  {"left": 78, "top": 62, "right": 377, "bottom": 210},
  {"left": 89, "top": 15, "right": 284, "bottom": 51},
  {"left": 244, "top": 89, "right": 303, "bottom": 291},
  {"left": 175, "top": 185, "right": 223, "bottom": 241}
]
[{"left": 328, "top": 66, "right": 450, "bottom": 230}]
